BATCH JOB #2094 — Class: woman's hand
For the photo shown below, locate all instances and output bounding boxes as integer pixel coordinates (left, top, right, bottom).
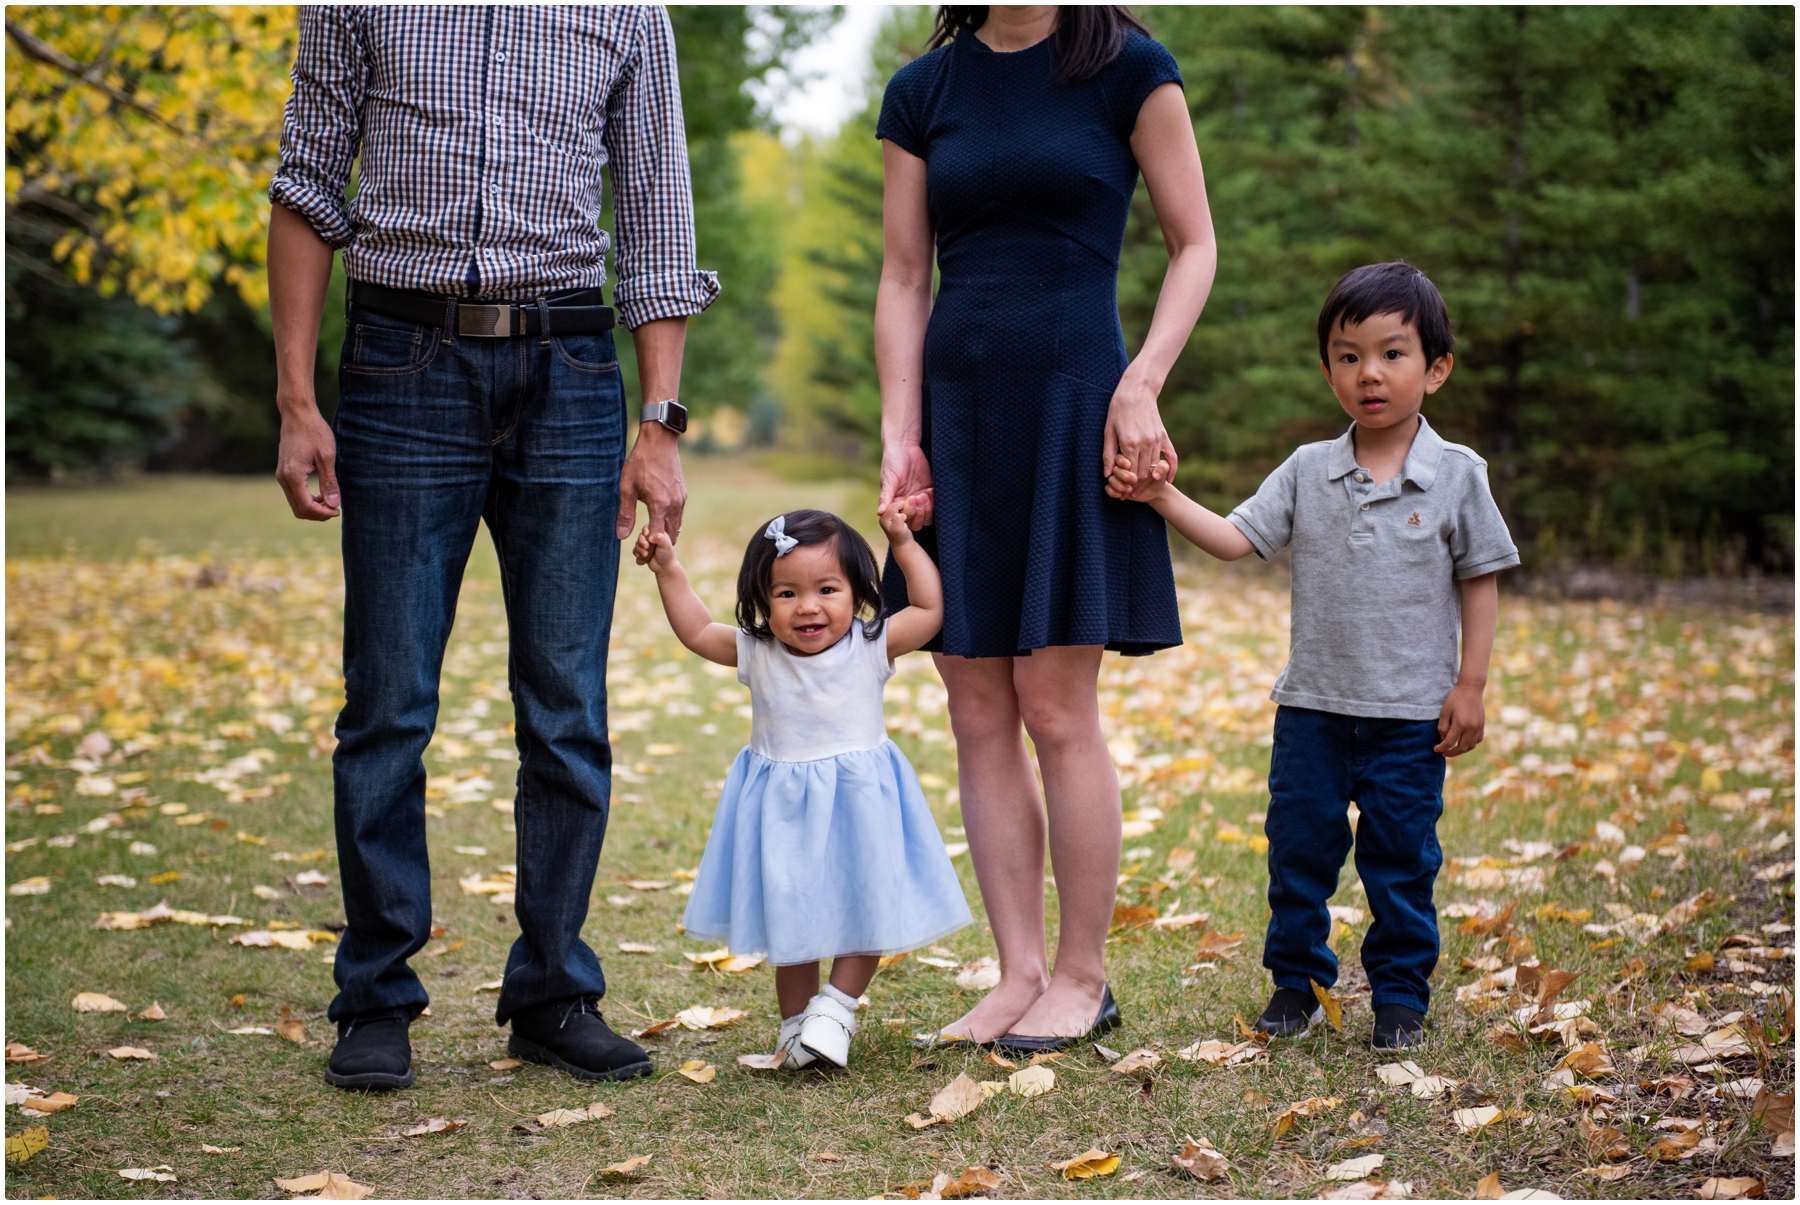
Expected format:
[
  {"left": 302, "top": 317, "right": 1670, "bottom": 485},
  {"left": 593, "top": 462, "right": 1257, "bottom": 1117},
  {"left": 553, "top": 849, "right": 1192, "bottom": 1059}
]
[
  {"left": 877, "top": 442, "right": 935, "bottom": 530},
  {"left": 1102, "top": 371, "right": 1177, "bottom": 499}
]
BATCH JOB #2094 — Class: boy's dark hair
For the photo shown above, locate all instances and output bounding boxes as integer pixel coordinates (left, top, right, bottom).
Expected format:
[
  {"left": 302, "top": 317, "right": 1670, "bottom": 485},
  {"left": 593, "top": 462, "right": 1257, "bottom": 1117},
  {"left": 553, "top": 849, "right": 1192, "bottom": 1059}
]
[
  {"left": 1317, "top": 262, "right": 1455, "bottom": 366},
  {"left": 736, "top": 510, "right": 885, "bottom": 643},
  {"left": 928, "top": 6, "right": 1151, "bottom": 84}
]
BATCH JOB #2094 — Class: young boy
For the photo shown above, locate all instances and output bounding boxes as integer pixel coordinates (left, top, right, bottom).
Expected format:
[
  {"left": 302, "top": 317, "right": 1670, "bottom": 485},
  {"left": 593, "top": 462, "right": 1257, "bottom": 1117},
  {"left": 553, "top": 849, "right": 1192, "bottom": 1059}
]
[{"left": 1107, "top": 262, "right": 1518, "bottom": 1049}]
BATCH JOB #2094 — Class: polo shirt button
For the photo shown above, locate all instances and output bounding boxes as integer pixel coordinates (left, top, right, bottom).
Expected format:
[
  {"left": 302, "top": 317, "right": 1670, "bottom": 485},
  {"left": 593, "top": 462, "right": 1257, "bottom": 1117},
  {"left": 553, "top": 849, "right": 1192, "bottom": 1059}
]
[
  {"left": 1355, "top": 473, "right": 1367, "bottom": 483},
  {"left": 1360, "top": 503, "right": 1370, "bottom": 511}
]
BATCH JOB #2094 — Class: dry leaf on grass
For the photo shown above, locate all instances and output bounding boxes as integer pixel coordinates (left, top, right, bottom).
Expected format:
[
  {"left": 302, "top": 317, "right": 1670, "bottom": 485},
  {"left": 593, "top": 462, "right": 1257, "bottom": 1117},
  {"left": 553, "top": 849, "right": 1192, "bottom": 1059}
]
[
  {"left": 1319, "top": 1179, "right": 1410, "bottom": 1199},
  {"left": 1008, "top": 1064, "right": 1055, "bottom": 1097},
  {"left": 1195, "top": 930, "right": 1243, "bottom": 959},
  {"left": 907, "top": 1073, "right": 986, "bottom": 1129},
  {"left": 1311, "top": 979, "right": 1344, "bottom": 1032},
  {"left": 19, "top": 1091, "right": 79, "bottom": 1115},
  {"left": 5, "top": 1127, "right": 47, "bottom": 1163},
  {"left": 1172, "top": 1136, "right": 1227, "bottom": 1180},
  {"left": 1659, "top": 889, "right": 1716, "bottom": 932},
  {"left": 985, "top": 1051, "right": 1016, "bottom": 1069},
  {"left": 1376, "top": 1060, "right": 1425, "bottom": 1086},
  {"left": 1698, "top": 1177, "right": 1765, "bottom": 1200},
  {"left": 1110, "top": 904, "right": 1158, "bottom": 931},
  {"left": 224, "top": 1025, "right": 277, "bottom": 1036},
  {"left": 274, "top": 1170, "right": 375, "bottom": 1199},
  {"left": 107, "top": 1045, "right": 156, "bottom": 1060},
  {"left": 618, "top": 942, "right": 657, "bottom": 954},
  {"left": 1645, "top": 1128, "right": 1700, "bottom": 1161},
  {"left": 537, "top": 1101, "right": 613, "bottom": 1128},
  {"left": 1556, "top": 1042, "right": 1614, "bottom": 1077},
  {"left": 737, "top": 1052, "right": 786, "bottom": 1070},
  {"left": 677, "top": 1059, "right": 716, "bottom": 1083},
  {"left": 72, "top": 991, "right": 128, "bottom": 1012},
  {"left": 935, "top": 1166, "right": 1002, "bottom": 1199},
  {"left": 4, "top": 1042, "right": 50, "bottom": 1065},
  {"left": 1110, "top": 1047, "right": 1162, "bottom": 1074},
  {"left": 1580, "top": 1165, "right": 1633, "bottom": 1183},
  {"left": 1327, "top": 1154, "right": 1386, "bottom": 1180},
  {"left": 1049, "top": 1149, "right": 1119, "bottom": 1180},
  {"left": 1273, "top": 1096, "right": 1342, "bottom": 1138},
  {"left": 487, "top": 1058, "right": 521, "bottom": 1071},
  {"left": 400, "top": 1117, "right": 465, "bottom": 1137},
  {"left": 119, "top": 1166, "right": 177, "bottom": 1182},
  {"left": 632, "top": 1018, "right": 680, "bottom": 1039},
  {"left": 1153, "top": 911, "right": 1210, "bottom": 931},
  {"left": 202, "top": 1144, "right": 240, "bottom": 1154},
  {"left": 277, "top": 1006, "right": 306, "bottom": 1043},
  {"left": 598, "top": 1154, "right": 652, "bottom": 1179},
  {"left": 675, "top": 1006, "right": 745, "bottom": 1030},
  {"left": 955, "top": 956, "right": 1001, "bottom": 991},
  {"left": 1176, "top": 1037, "right": 1267, "bottom": 1067},
  {"left": 1474, "top": 1171, "right": 1503, "bottom": 1199},
  {"left": 137, "top": 1001, "right": 167, "bottom": 1021},
  {"left": 1454, "top": 1105, "right": 1503, "bottom": 1132}
]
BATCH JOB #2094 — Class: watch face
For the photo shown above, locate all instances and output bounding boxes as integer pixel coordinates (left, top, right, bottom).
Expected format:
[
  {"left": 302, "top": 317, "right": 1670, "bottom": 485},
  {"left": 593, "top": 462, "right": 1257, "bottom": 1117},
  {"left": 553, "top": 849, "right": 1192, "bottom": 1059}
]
[{"left": 664, "top": 403, "right": 688, "bottom": 434}]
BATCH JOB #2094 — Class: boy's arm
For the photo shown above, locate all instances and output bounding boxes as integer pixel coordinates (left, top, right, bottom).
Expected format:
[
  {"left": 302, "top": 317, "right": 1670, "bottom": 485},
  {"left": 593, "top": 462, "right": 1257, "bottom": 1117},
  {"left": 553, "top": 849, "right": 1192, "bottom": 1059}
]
[
  {"left": 1436, "top": 572, "right": 1497, "bottom": 756},
  {"left": 635, "top": 531, "right": 739, "bottom": 666},
  {"left": 1107, "top": 459, "right": 1255, "bottom": 561},
  {"left": 879, "top": 504, "right": 943, "bottom": 658}
]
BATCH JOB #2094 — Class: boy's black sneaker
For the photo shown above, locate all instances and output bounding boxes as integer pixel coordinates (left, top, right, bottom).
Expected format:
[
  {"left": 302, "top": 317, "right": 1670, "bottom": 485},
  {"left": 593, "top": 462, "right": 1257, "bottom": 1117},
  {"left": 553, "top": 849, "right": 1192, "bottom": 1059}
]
[
  {"left": 509, "top": 996, "right": 653, "bottom": 1082},
  {"left": 1372, "top": 1004, "right": 1427, "bottom": 1049},
  {"left": 1254, "top": 987, "right": 1324, "bottom": 1036},
  {"left": 323, "top": 1008, "right": 414, "bottom": 1090}
]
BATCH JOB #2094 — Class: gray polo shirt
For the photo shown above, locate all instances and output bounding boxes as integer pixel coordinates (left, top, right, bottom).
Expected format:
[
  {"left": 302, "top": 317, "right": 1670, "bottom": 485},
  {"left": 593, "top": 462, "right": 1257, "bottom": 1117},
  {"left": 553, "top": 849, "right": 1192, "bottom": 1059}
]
[{"left": 1227, "top": 415, "right": 1520, "bottom": 721}]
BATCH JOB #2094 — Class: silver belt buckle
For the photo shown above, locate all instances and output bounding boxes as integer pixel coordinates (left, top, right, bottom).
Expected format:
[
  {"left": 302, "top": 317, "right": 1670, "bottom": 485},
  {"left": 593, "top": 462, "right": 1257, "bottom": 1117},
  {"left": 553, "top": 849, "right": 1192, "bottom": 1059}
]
[{"left": 458, "top": 303, "right": 512, "bottom": 337}]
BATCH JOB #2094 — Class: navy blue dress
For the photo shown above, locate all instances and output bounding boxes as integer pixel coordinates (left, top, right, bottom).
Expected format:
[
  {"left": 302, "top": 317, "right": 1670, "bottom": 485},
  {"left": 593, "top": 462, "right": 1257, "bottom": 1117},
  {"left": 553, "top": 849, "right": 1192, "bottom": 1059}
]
[{"left": 877, "top": 29, "right": 1184, "bottom": 658}]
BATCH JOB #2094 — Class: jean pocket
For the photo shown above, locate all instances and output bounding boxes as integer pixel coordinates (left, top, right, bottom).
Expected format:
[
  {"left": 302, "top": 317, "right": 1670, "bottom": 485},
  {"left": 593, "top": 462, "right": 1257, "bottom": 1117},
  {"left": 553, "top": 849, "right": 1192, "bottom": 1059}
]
[
  {"left": 552, "top": 332, "right": 619, "bottom": 373},
  {"left": 346, "top": 321, "right": 438, "bottom": 376}
]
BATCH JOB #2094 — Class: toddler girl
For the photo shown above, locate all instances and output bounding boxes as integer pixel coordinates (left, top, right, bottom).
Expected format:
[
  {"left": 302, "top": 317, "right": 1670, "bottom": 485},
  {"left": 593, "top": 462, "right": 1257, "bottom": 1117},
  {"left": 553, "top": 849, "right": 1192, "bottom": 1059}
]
[{"left": 633, "top": 507, "right": 971, "bottom": 1069}]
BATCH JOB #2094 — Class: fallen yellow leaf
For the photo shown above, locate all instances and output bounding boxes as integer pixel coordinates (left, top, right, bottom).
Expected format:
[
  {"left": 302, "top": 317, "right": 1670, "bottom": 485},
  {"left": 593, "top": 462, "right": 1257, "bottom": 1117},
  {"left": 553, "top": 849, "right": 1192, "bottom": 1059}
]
[
  {"left": 1474, "top": 1170, "right": 1503, "bottom": 1199},
  {"left": 1311, "top": 979, "right": 1344, "bottom": 1032},
  {"left": 1009, "top": 1064, "right": 1056, "bottom": 1097},
  {"left": 107, "top": 1045, "right": 156, "bottom": 1060},
  {"left": 400, "top": 1117, "right": 466, "bottom": 1137},
  {"left": 119, "top": 1166, "right": 177, "bottom": 1182},
  {"left": 1049, "top": 1149, "right": 1120, "bottom": 1180},
  {"left": 677, "top": 1059, "right": 716, "bottom": 1083},
  {"left": 675, "top": 1006, "right": 745, "bottom": 1030},
  {"left": 5, "top": 1127, "right": 47, "bottom": 1163},
  {"left": 274, "top": 1170, "right": 374, "bottom": 1199},
  {"left": 138, "top": 1001, "right": 168, "bottom": 1021},
  {"left": 599, "top": 1154, "right": 652, "bottom": 1178},
  {"left": 72, "top": 991, "right": 129, "bottom": 1012},
  {"left": 277, "top": 1006, "right": 306, "bottom": 1043},
  {"left": 19, "top": 1092, "right": 79, "bottom": 1115},
  {"left": 1172, "top": 1136, "right": 1227, "bottom": 1181}
]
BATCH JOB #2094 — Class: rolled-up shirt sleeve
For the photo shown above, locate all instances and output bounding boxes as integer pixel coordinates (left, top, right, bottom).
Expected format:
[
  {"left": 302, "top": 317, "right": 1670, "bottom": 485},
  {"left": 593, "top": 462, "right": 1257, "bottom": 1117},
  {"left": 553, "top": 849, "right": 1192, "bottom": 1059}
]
[
  {"left": 268, "top": 6, "right": 365, "bottom": 248},
  {"left": 604, "top": 6, "right": 721, "bottom": 329}
]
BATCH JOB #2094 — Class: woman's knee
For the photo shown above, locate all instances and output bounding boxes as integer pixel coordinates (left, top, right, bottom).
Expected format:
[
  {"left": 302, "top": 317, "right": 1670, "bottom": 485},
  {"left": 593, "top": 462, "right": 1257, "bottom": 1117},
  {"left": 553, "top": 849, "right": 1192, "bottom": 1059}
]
[{"left": 1016, "top": 691, "right": 1100, "bottom": 750}]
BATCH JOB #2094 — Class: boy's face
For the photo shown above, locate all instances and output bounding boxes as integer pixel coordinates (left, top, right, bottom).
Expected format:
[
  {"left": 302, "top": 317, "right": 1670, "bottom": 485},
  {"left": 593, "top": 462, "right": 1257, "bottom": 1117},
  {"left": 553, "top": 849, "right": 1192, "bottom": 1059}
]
[
  {"left": 767, "top": 542, "right": 857, "bottom": 656},
  {"left": 1320, "top": 311, "right": 1453, "bottom": 432}
]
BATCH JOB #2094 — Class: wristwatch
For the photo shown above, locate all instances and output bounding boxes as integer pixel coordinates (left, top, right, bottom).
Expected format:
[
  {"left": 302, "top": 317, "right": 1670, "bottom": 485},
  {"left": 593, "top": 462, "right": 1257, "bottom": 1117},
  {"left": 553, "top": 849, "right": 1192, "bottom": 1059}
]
[{"left": 640, "top": 399, "right": 688, "bottom": 435}]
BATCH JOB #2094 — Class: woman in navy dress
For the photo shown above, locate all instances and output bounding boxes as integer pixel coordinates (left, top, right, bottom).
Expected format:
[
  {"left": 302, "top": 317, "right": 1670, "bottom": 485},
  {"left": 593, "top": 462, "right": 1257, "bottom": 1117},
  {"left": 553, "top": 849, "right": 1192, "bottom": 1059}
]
[{"left": 874, "top": 5, "right": 1216, "bottom": 1050}]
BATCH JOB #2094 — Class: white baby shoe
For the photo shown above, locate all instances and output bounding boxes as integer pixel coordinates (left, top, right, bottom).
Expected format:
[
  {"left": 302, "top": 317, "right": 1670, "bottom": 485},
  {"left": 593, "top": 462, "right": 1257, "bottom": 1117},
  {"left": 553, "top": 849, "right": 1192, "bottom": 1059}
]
[
  {"left": 776, "top": 1012, "right": 817, "bottom": 1069},
  {"left": 798, "top": 984, "right": 859, "bottom": 1068}
]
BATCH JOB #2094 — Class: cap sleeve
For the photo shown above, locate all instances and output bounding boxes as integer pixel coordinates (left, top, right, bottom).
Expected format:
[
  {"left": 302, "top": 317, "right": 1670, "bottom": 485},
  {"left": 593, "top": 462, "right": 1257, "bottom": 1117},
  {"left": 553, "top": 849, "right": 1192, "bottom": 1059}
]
[
  {"left": 735, "top": 629, "right": 757, "bottom": 688},
  {"left": 875, "top": 48, "right": 942, "bottom": 159},
  {"left": 1228, "top": 450, "right": 1301, "bottom": 561},
  {"left": 1104, "top": 33, "right": 1183, "bottom": 140}
]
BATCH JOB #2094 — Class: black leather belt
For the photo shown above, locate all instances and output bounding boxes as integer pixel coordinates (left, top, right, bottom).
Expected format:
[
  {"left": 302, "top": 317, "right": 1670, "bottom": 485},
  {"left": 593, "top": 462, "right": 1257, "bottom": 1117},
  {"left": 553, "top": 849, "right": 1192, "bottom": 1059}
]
[{"left": 347, "top": 280, "right": 615, "bottom": 338}]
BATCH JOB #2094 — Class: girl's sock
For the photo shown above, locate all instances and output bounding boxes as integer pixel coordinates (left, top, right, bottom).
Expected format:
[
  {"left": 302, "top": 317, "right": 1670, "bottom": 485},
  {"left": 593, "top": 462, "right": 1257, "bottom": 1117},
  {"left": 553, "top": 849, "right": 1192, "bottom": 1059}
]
[{"left": 819, "top": 983, "right": 859, "bottom": 1012}]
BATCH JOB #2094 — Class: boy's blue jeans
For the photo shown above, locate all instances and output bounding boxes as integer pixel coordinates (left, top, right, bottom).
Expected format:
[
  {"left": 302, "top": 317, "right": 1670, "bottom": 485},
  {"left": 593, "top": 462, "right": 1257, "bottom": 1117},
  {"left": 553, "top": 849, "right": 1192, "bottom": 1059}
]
[
  {"left": 327, "top": 301, "right": 625, "bottom": 1027},
  {"left": 1263, "top": 705, "right": 1445, "bottom": 1014}
]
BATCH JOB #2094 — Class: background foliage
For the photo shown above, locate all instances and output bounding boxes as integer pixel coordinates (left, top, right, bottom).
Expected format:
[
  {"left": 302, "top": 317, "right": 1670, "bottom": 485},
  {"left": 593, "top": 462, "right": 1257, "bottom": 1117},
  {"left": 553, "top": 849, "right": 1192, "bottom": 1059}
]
[{"left": 6, "top": 5, "right": 1792, "bottom": 575}]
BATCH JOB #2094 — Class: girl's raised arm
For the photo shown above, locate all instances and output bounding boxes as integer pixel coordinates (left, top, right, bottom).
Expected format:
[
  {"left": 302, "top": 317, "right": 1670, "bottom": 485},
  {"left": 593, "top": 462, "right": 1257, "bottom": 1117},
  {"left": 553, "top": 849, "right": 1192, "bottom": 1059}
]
[
  {"left": 634, "top": 530, "right": 739, "bottom": 666},
  {"left": 877, "top": 502, "right": 943, "bottom": 659}
]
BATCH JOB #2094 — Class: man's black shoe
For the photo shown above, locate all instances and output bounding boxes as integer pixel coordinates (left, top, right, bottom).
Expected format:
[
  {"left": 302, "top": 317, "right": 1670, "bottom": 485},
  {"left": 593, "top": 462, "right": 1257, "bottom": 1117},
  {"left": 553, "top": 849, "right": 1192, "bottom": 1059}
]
[
  {"left": 509, "top": 996, "right": 653, "bottom": 1082},
  {"left": 1373, "top": 1004, "right": 1427, "bottom": 1049},
  {"left": 323, "top": 1009, "right": 414, "bottom": 1090},
  {"left": 1254, "top": 987, "right": 1325, "bottom": 1037}
]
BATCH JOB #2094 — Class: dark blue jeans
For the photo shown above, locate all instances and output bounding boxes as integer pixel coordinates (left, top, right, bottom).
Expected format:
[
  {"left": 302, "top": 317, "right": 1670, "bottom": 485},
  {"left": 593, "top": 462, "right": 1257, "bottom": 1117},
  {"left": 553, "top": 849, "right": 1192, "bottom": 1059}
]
[
  {"left": 328, "top": 300, "right": 624, "bottom": 1026},
  {"left": 1263, "top": 706, "right": 1445, "bottom": 1014}
]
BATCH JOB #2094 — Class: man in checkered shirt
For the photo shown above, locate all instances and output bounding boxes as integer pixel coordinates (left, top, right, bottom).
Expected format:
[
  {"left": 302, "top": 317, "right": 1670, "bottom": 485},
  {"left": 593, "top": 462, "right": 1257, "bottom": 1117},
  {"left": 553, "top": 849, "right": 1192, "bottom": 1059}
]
[{"left": 266, "top": 6, "right": 717, "bottom": 1090}]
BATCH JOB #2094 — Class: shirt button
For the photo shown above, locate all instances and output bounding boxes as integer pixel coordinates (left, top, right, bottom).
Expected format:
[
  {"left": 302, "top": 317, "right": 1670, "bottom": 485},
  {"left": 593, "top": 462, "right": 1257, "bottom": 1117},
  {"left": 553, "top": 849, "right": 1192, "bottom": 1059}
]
[
  {"left": 494, "top": 51, "right": 507, "bottom": 63},
  {"left": 1354, "top": 473, "right": 1367, "bottom": 483},
  {"left": 1361, "top": 503, "right": 1371, "bottom": 511},
  {"left": 489, "top": 183, "right": 500, "bottom": 194}
]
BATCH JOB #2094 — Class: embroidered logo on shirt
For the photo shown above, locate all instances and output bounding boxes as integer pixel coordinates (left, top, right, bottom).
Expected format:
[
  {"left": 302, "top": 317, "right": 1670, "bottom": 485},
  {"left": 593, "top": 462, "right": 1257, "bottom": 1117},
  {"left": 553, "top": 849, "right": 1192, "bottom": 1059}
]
[{"left": 1407, "top": 511, "right": 1422, "bottom": 526}]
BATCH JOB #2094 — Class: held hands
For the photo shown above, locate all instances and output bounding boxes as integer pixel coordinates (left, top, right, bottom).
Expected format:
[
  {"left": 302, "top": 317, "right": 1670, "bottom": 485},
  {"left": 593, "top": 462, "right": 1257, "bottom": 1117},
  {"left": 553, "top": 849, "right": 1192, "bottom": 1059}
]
[
  {"left": 1102, "top": 371, "right": 1177, "bottom": 500},
  {"left": 877, "top": 496, "right": 923, "bottom": 547},
  {"left": 1435, "top": 681, "right": 1486, "bottom": 757},
  {"left": 1104, "top": 454, "right": 1171, "bottom": 502},
  {"left": 633, "top": 527, "right": 680, "bottom": 576},
  {"left": 876, "top": 442, "right": 934, "bottom": 531}
]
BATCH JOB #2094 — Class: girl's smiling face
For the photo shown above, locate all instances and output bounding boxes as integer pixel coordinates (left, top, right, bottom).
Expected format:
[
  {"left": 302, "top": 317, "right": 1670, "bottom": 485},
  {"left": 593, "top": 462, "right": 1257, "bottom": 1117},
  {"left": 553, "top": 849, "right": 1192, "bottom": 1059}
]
[{"left": 766, "top": 542, "right": 857, "bottom": 656}]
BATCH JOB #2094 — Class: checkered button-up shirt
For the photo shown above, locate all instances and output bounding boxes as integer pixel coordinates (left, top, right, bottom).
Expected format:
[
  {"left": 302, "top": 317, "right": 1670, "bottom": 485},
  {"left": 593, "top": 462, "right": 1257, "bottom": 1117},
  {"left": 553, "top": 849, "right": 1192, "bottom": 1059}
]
[{"left": 269, "top": 5, "right": 719, "bottom": 329}]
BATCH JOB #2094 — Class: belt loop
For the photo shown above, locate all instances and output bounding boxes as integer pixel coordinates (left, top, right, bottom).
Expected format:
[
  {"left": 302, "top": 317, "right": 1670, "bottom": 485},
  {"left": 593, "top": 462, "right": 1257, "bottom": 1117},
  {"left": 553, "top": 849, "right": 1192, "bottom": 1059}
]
[
  {"left": 535, "top": 296, "right": 551, "bottom": 346},
  {"left": 442, "top": 297, "right": 456, "bottom": 346}
]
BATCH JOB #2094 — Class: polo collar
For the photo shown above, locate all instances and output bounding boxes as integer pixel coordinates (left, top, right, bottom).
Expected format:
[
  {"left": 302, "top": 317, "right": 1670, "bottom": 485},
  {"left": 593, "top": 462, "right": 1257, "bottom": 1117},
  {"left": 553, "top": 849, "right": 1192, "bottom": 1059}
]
[{"left": 1326, "top": 414, "right": 1446, "bottom": 491}]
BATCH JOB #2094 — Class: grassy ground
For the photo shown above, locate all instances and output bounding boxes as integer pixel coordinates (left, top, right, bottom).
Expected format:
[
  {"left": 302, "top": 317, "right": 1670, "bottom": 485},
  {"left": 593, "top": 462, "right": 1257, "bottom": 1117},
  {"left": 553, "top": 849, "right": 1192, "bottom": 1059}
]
[{"left": 4, "top": 463, "right": 1793, "bottom": 1200}]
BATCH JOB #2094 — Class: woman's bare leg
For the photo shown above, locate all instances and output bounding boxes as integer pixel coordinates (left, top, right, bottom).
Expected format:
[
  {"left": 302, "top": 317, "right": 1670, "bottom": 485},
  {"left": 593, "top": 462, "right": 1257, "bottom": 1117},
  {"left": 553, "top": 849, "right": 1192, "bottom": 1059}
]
[
  {"left": 1006, "top": 645, "right": 1119, "bottom": 1037},
  {"left": 933, "top": 654, "right": 1051, "bottom": 1042}
]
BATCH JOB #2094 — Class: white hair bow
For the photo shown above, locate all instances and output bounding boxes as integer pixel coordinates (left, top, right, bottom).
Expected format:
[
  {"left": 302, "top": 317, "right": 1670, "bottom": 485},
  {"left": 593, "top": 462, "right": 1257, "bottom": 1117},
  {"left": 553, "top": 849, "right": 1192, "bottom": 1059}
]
[{"left": 764, "top": 515, "right": 797, "bottom": 557}]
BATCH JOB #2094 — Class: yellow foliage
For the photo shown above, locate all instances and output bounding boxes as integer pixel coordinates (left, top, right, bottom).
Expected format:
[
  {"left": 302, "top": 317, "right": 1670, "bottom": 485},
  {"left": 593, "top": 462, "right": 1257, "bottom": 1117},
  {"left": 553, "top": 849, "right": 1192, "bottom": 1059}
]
[{"left": 5, "top": 6, "right": 296, "bottom": 313}]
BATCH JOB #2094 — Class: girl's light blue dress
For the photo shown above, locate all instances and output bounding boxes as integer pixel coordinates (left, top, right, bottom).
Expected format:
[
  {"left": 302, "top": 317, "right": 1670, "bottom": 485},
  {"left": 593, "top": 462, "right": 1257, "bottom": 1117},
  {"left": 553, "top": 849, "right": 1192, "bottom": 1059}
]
[{"left": 680, "top": 620, "right": 973, "bottom": 965}]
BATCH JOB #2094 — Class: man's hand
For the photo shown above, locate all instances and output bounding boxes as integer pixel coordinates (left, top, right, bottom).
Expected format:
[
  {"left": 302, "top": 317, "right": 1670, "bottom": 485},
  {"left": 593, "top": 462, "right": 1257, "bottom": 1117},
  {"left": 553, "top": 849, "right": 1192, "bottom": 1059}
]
[
  {"left": 877, "top": 441, "right": 934, "bottom": 530},
  {"left": 275, "top": 403, "right": 341, "bottom": 520},
  {"left": 1435, "top": 680, "right": 1486, "bottom": 757},
  {"left": 617, "top": 422, "right": 686, "bottom": 542}
]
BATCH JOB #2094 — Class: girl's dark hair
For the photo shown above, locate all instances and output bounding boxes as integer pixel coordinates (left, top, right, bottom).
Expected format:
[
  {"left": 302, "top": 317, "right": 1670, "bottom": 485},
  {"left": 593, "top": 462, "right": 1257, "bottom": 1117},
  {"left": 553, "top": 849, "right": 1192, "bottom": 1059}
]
[
  {"left": 929, "top": 6, "right": 1151, "bottom": 84},
  {"left": 736, "top": 510, "right": 885, "bottom": 643},
  {"left": 1317, "top": 262, "right": 1456, "bottom": 366}
]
